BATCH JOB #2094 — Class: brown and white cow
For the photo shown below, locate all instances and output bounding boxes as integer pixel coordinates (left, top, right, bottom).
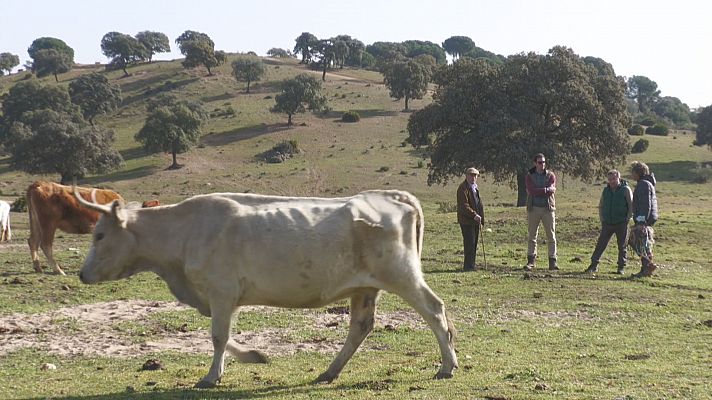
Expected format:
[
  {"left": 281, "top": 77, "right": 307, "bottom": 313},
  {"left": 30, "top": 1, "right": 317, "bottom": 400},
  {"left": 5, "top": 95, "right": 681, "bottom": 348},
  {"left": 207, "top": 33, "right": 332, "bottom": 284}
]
[
  {"left": 141, "top": 199, "right": 160, "bottom": 208},
  {"left": 75, "top": 189, "right": 457, "bottom": 388},
  {"left": 0, "top": 200, "right": 11, "bottom": 241},
  {"left": 27, "top": 181, "right": 123, "bottom": 275}
]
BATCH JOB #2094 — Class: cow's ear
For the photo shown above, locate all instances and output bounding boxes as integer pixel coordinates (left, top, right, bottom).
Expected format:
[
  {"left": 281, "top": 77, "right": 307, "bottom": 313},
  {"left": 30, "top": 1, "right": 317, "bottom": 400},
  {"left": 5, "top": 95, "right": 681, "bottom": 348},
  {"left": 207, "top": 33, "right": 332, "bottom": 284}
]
[{"left": 110, "top": 200, "right": 128, "bottom": 228}]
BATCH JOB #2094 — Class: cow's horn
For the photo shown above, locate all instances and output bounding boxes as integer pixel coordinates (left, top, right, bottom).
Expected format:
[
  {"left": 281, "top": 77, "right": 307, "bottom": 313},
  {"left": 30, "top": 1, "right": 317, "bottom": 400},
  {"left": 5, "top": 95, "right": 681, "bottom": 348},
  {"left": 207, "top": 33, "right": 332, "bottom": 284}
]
[{"left": 73, "top": 178, "right": 112, "bottom": 214}]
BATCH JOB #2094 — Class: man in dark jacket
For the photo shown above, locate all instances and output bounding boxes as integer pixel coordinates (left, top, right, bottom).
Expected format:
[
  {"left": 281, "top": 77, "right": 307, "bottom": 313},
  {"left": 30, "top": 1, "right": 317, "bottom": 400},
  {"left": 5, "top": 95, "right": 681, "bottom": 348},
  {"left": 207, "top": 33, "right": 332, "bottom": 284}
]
[
  {"left": 630, "top": 161, "right": 658, "bottom": 277},
  {"left": 524, "top": 153, "right": 558, "bottom": 271},
  {"left": 457, "top": 167, "right": 484, "bottom": 271},
  {"left": 585, "top": 169, "right": 633, "bottom": 274}
]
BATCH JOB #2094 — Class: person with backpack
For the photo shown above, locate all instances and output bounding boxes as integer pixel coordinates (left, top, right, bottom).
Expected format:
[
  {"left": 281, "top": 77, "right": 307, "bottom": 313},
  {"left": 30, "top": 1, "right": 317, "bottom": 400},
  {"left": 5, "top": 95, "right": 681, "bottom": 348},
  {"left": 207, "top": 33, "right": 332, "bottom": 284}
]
[
  {"left": 585, "top": 169, "right": 632, "bottom": 274},
  {"left": 629, "top": 161, "right": 659, "bottom": 278}
]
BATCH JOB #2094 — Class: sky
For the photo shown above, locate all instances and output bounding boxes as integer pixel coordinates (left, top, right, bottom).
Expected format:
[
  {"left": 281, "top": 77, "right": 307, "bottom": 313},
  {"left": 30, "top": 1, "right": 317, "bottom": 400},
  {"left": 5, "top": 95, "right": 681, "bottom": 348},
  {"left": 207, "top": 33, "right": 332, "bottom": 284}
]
[{"left": 1, "top": 0, "right": 710, "bottom": 108}]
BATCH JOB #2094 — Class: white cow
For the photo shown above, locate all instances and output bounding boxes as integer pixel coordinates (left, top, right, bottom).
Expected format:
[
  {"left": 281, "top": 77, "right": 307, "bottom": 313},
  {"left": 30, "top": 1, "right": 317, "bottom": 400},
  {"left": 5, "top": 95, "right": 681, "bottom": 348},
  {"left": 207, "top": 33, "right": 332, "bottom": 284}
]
[
  {"left": 75, "top": 189, "right": 457, "bottom": 388},
  {"left": 0, "top": 200, "right": 11, "bottom": 242}
]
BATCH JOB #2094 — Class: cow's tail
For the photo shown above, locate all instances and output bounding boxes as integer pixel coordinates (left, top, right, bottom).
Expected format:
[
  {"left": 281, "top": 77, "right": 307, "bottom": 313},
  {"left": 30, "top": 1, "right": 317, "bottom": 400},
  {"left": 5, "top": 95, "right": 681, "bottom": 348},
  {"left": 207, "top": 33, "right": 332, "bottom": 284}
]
[{"left": 394, "top": 191, "right": 424, "bottom": 259}]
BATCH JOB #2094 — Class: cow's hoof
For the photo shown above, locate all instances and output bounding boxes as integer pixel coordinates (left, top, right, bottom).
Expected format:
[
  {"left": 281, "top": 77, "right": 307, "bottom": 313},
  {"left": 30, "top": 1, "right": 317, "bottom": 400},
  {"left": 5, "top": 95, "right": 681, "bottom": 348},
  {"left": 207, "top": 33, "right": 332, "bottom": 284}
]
[
  {"left": 194, "top": 379, "right": 217, "bottom": 389},
  {"left": 434, "top": 371, "right": 454, "bottom": 380},
  {"left": 313, "top": 372, "right": 336, "bottom": 384}
]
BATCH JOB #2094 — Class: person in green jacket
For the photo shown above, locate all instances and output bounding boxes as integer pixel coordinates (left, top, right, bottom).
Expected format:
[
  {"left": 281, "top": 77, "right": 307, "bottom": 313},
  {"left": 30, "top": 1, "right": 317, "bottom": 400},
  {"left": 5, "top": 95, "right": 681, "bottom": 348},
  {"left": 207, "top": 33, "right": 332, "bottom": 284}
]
[{"left": 585, "top": 169, "right": 633, "bottom": 274}]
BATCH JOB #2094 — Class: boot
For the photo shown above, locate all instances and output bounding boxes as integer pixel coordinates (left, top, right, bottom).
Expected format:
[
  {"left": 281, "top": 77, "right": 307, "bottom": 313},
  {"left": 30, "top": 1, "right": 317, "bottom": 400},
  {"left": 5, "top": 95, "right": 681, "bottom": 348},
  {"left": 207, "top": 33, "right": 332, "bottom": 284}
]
[
  {"left": 584, "top": 262, "right": 598, "bottom": 273},
  {"left": 632, "top": 259, "right": 656, "bottom": 278},
  {"left": 548, "top": 257, "right": 559, "bottom": 271},
  {"left": 524, "top": 255, "right": 536, "bottom": 271}
]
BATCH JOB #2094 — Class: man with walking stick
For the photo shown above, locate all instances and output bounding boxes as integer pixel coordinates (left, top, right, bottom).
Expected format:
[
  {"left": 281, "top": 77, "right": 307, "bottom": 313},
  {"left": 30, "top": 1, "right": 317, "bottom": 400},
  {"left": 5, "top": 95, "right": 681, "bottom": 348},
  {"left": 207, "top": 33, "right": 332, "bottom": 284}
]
[{"left": 457, "top": 167, "right": 485, "bottom": 271}]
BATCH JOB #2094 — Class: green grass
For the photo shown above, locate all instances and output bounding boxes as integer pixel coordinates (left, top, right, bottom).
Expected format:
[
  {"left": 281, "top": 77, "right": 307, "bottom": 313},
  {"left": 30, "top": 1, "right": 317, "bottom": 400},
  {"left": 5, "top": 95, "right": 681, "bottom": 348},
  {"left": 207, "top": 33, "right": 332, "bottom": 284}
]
[{"left": 1, "top": 58, "right": 711, "bottom": 399}]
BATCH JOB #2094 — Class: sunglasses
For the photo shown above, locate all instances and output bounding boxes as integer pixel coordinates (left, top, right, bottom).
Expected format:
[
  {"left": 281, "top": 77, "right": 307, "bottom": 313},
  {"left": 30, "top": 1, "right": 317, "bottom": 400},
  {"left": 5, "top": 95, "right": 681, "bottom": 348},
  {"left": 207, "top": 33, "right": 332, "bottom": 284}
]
[{"left": 536, "top": 161, "right": 546, "bottom": 164}]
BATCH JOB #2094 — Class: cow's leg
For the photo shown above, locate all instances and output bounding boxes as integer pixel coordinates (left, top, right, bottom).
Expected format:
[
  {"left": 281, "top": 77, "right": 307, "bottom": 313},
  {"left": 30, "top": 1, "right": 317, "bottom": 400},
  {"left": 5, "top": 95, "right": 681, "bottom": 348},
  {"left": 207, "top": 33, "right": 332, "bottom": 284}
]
[
  {"left": 195, "top": 300, "right": 234, "bottom": 388},
  {"left": 397, "top": 279, "right": 457, "bottom": 379},
  {"left": 315, "top": 288, "right": 379, "bottom": 383},
  {"left": 225, "top": 308, "right": 269, "bottom": 364},
  {"left": 40, "top": 227, "right": 65, "bottom": 276},
  {"left": 28, "top": 223, "right": 43, "bottom": 273}
]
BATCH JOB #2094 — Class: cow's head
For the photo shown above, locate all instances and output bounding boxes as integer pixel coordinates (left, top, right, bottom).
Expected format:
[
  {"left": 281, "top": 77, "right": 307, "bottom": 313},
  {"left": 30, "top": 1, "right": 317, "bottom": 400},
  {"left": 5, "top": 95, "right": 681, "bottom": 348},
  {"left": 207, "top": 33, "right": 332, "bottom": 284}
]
[{"left": 74, "top": 186, "right": 137, "bottom": 284}]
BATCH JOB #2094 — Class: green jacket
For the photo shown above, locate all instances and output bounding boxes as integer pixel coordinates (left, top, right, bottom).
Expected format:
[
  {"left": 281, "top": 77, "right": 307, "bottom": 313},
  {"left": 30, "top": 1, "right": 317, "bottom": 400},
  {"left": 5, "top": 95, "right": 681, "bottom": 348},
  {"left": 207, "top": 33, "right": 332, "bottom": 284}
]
[{"left": 599, "top": 180, "right": 633, "bottom": 225}]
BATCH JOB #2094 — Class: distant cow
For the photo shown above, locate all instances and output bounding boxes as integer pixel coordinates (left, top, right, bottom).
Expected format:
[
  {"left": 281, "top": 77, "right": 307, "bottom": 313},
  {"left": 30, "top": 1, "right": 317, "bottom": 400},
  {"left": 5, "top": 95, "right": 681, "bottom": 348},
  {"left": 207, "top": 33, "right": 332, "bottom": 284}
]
[
  {"left": 141, "top": 199, "right": 160, "bottom": 208},
  {"left": 27, "top": 181, "right": 123, "bottom": 275},
  {"left": 0, "top": 200, "right": 11, "bottom": 241},
  {"left": 75, "top": 189, "right": 457, "bottom": 388}
]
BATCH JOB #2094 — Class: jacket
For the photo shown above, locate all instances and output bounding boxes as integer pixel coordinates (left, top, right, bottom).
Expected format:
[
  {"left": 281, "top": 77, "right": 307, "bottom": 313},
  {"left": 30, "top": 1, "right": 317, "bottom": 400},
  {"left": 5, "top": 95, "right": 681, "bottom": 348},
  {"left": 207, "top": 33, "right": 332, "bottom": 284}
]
[
  {"left": 599, "top": 180, "right": 633, "bottom": 225},
  {"left": 457, "top": 180, "right": 484, "bottom": 225},
  {"left": 525, "top": 167, "right": 556, "bottom": 211},
  {"left": 633, "top": 173, "right": 658, "bottom": 225}
]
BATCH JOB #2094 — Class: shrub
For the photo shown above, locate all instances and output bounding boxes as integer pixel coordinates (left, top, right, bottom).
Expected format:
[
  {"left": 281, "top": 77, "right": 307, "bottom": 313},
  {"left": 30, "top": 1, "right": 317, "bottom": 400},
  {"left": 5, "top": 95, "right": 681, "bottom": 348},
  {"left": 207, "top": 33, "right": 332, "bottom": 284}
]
[
  {"left": 646, "top": 124, "right": 669, "bottom": 136},
  {"left": 263, "top": 140, "right": 300, "bottom": 163},
  {"left": 691, "top": 163, "right": 712, "bottom": 184},
  {"left": 341, "top": 110, "right": 360, "bottom": 123},
  {"left": 436, "top": 201, "right": 457, "bottom": 213},
  {"left": 639, "top": 117, "right": 656, "bottom": 126},
  {"left": 628, "top": 124, "right": 645, "bottom": 136},
  {"left": 10, "top": 197, "right": 27, "bottom": 212},
  {"left": 631, "top": 138, "right": 649, "bottom": 154},
  {"left": 377, "top": 166, "right": 390, "bottom": 172}
]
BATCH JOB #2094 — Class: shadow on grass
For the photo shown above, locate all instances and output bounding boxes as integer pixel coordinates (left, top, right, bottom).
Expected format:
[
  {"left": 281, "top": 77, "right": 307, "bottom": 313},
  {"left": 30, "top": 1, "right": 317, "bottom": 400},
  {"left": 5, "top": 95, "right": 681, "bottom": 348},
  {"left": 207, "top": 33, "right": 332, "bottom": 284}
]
[
  {"left": 35, "top": 380, "right": 352, "bottom": 400},
  {"left": 119, "top": 146, "right": 149, "bottom": 162},
  {"left": 315, "top": 109, "right": 400, "bottom": 121},
  {"left": 647, "top": 161, "right": 709, "bottom": 182},
  {"left": 201, "top": 124, "right": 292, "bottom": 147},
  {"left": 121, "top": 77, "right": 200, "bottom": 107},
  {"left": 80, "top": 165, "right": 158, "bottom": 186},
  {"left": 201, "top": 92, "right": 235, "bottom": 103}
]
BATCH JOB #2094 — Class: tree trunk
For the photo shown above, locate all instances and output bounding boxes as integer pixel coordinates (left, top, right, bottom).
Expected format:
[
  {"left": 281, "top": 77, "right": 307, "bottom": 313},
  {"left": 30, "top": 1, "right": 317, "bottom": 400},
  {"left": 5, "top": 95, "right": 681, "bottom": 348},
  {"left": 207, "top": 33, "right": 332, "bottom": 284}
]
[
  {"left": 169, "top": 151, "right": 179, "bottom": 169},
  {"left": 122, "top": 67, "right": 129, "bottom": 77},
  {"left": 246, "top": 80, "right": 251, "bottom": 94},
  {"left": 287, "top": 113, "right": 293, "bottom": 126},
  {"left": 60, "top": 174, "right": 70, "bottom": 185},
  {"left": 516, "top": 171, "right": 527, "bottom": 207},
  {"left": 207, "top": 65, "right": 212, "bottom": 76},
  {"left": 404, "top": 96, "right": 409, "bottom": 111},
  {"left": 322, "top": 63, "right": 327, "bottom": 81},
  {"left": 54, "top": 73, "right": 59, "bottom": 83}
]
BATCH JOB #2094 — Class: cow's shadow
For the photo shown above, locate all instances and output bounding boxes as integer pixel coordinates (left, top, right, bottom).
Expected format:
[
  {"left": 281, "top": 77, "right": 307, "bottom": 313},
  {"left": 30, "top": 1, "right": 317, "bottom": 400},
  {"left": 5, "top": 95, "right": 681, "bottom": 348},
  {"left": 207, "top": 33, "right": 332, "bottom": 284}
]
[{"left": 31, "top": 380, "right": 372, "bottom": 399}]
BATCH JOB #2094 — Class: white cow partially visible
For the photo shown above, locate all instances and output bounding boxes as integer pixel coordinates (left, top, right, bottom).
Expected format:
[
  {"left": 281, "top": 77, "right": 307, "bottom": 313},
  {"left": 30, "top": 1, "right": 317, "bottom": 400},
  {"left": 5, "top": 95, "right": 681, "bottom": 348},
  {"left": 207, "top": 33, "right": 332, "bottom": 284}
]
[
  {"left": 75, "top": 189, "right": 457, "bottom": 388},
  {"left": 0, "top": 200, "right": 11, "bottom": 242}
]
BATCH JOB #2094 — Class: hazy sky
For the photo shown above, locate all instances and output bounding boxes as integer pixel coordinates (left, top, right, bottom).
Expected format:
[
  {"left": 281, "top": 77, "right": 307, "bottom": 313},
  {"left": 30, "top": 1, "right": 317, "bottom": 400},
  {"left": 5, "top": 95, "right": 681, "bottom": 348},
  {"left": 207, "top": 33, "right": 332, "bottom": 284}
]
[{"left": 2, "top": 0, "right": 710, "bottom": 108}]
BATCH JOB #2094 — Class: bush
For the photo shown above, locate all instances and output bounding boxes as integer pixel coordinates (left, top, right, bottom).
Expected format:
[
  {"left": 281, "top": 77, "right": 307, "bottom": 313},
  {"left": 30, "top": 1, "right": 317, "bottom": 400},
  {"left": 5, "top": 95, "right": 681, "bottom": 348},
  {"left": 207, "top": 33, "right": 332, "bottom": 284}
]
[
  {"left": 631, "top": 138, "right": 649, "bottom": 154},
  {"left": 639, "top": 117, "right": 656, "bottom": 127},
  {"left": 263, "top": 140, "right": 300, "bottom": 163},
  {"left": 10, "top": 197, "right": 27, "bottom": 212},
  {"left": 341, "top": 111, "right": 360, "bottom": 123},
  {"left": 691, "top": 163, "right": 712, "bottom": 184},
  {"left": 628, "top": 124, "right": 645, "bottom": 136},
  {"left": 646, "top": 124, "right": 669, "bottom": 136}
]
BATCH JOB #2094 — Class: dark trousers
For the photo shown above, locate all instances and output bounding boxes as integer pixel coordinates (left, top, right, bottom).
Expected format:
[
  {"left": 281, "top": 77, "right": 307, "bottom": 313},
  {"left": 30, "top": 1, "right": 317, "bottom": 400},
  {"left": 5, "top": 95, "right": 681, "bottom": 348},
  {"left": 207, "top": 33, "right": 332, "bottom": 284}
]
[
  {"left": 460, "top": 223, "right": 480, "bottom": 270},
  {"left": 590, "top": 222, "right": 629, "bottom": 267}
]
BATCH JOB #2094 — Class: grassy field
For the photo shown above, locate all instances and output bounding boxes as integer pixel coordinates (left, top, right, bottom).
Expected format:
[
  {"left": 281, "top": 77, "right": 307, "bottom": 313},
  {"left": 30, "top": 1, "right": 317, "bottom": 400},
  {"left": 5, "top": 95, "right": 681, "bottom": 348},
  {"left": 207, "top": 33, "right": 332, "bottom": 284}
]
[{"left": 0, "top": 58, "right": 711, "bottom": 400}]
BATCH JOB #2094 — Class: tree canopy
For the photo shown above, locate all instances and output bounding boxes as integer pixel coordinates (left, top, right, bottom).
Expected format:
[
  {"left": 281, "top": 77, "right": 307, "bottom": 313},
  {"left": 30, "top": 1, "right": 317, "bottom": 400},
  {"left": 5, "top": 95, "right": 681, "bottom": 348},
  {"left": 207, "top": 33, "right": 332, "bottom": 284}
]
[
  {"left": 271, "top": 74, "right": 327, "bottom": 126},
  {"left": 442, "top": 36, "right": 476, "bottom": 60},
  {"left": 7, "top": 110, "right": 122, "bottom": 183},
  {"left": 382, "top": 59, "right": 431, "bottom": 110},
  {"left": 694, "top": 105, "right": 712, "bottom": 149},
  {"left": 293, "top": 32, "right": 319, "bottom": 64},
  {"left": 101, "top": 32, "right": 146, "bottom": 76},
  {"left": 408, "top": 47, "right": 631, "bottom": 206},
  {"left": 135, "top": 94, "right": 208, "bottom": 169},
  {"left": 231, "top": 56, "right": 266, "bottom": 93},
  {"left": 68, "top": 73, "right": 122, "bottom": 125},
  {"left": 267, "top": 48, "right": 290, "bottom": 58},
  {"left": 136, "top": 31, "right": 170, "bottom": 63},
  {"left": 27, "top": 37, "right": 74, "bottom": 81},
  {"left": 175, "top": 30, "right": 221, "bottom": 75},
  {"left": 1, "top": 80, "right": 121, "bottom": 183},
  {"left": 626, "top": 75, "right": 660, "bottom": 113},
  {"left": 0, "top": 53, "right": 20, "bottom": 75}
]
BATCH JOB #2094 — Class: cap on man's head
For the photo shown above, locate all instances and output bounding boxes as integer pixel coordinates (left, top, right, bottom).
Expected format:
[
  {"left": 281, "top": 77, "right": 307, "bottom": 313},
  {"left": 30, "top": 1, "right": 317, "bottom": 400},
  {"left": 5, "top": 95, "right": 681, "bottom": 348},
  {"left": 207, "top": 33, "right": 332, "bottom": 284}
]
[{"left": 465, "top": 167, "right": 480, "bottom": 175}]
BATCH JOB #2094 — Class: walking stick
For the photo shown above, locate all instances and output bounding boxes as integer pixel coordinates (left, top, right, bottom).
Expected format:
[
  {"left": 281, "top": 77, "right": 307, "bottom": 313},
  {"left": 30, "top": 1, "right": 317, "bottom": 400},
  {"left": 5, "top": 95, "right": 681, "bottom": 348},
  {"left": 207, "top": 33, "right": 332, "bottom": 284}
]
[{"left": 480, "top": 225, "right": 487, "bottom": 269}]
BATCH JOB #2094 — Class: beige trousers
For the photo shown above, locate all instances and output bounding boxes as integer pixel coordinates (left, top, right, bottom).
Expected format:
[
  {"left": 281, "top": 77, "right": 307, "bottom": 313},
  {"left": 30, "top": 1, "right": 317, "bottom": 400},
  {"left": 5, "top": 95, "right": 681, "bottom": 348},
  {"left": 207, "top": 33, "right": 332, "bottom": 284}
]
[{"left": 527, "top": 206, "right": 557, "bottom": 258}]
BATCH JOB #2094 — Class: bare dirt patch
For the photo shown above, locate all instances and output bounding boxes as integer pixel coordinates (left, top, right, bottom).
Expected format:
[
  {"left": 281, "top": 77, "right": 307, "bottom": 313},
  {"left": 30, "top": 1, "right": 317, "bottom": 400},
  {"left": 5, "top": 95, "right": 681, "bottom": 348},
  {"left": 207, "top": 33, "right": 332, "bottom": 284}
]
[{"left": 0, "top": 300, "right": 426, "bottom": 358}]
